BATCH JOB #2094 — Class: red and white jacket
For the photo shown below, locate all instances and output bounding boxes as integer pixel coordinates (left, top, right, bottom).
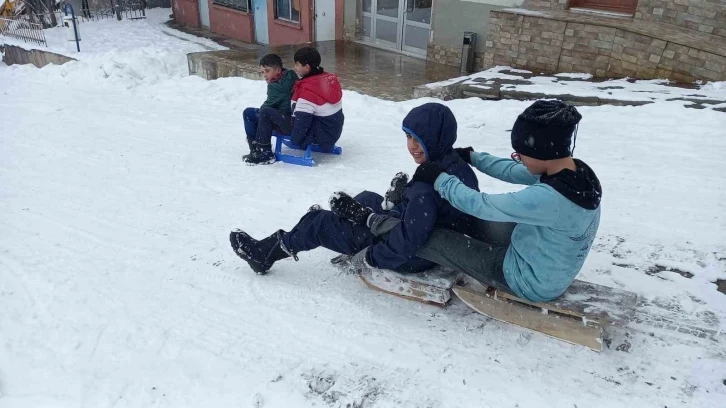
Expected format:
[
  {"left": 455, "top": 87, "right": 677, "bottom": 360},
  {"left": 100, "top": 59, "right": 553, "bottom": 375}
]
[{"left": 289, "top": 71, "right": 344, "bottom": 149}]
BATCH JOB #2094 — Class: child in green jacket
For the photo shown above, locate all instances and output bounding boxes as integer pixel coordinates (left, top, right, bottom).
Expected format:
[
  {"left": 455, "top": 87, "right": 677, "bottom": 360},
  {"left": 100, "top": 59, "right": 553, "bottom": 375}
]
[{"left": 242, "top": 54, "right": 297, "bottom": 163}]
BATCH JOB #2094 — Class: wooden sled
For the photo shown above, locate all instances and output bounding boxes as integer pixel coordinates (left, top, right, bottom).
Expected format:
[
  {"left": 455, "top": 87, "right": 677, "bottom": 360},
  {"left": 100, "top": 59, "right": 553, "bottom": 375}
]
[
  {"left": 453, "top": 280, "right": 638, "bottom": 352},
  {"left": 358, "top": 267, "right": 464, "bottom": 307}
]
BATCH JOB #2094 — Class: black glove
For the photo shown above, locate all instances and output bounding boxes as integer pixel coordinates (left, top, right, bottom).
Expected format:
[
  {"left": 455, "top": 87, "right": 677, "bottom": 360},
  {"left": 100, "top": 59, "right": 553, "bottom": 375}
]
[
  {"left": 411, "top": 162, "right": 445, "bottom": 185},
  {"left": 454, "top": 147, "right": 474, "bottom": 164}
]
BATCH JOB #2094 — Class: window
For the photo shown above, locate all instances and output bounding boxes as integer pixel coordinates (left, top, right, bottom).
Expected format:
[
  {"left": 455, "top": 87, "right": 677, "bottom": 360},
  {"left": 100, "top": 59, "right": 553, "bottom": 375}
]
[
  {"left": 275, "top": 0, "right": 300, "bottom": 23},
  {"left": 213, "top": 0, "right": 250, "bottom": 13}
]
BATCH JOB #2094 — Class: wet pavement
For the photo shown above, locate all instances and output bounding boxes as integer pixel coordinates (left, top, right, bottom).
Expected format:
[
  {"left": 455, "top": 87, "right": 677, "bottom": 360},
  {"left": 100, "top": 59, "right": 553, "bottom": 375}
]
[{"left": 169, "top": 22, "right": 463, "bottom": 102}]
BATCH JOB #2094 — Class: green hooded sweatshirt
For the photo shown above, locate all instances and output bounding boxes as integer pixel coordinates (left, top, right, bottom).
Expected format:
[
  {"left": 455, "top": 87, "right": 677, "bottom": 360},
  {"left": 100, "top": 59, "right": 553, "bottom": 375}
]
[{"left": 261, "top": 69, "right": 298, "bottom": 116}]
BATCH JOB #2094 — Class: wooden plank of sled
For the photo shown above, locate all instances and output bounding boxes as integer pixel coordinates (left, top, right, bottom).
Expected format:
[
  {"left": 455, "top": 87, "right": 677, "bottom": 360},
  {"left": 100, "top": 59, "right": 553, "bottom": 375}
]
[
  {"left": 453, "top": 284, "right": 604, "bottom": 352},
  {"left": 493, "top": 280, "right": 638, "bottom": 327},
  {"left": 359, "top": 267, "right": 464, "bottom": 307}
]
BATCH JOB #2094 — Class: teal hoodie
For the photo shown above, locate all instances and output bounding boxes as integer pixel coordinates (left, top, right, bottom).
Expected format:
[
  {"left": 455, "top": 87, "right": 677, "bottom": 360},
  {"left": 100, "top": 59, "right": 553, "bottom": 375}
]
[{"left": 433, "top": 152, "right": 602, "bottom": 302}]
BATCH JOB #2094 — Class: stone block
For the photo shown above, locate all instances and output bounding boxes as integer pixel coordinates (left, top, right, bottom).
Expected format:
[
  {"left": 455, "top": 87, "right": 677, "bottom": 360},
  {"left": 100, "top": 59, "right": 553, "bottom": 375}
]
[
  {"left": 688, "top": 7, "right": 716, "bottom": 19},
  {"left": 596, "top": 55, "right": 609, "bottom": 63},
  {"left": 620, "top": 54, "right": 639, "bottom": 64},
  {"left": 662, "top": 49, "right": 676, "bottom": 59},
  {"left": 620, "top": 60, "right": 640, "bottom": 72},
  {"left": 536, "top": 56, "right": 557, "bottom": 65},
  {"left": 691, "top": 66, "right": 722, "bottom": 81},
  {"left": 562, "top": 41, "right": 575, "bottom": 50},
  {"left": 598, "top": 33, "right": 615, "bottom": 42},
  {"left": 565, "top": 28, "right": 575, "bottom": 36},
  {"left": 612, "top": 43, "right": 625, "bottom": 53},
  {"left": 705, "top": 61, "right": 726, "bottom": 73},
  {"left": 704, "top": 52, "right": 726, "bottom": 65},
  {"left": 520, "top": 35, "right": 532, "bottom": 42},
  {"left": 551, "top": 39, "right": 563, "bottom": 47},
  {"left": 613, "top": 36, "right": 631, "bottom": 46},
  {"left": 651, "top": 39, "right": 667, "bottom": 49},
  {"left": 665, "top": 43, "right": 689, "bottom": 54},
  {"left": 653, "top": 7, "right": 664, "bottom": 15},
  {"left": 649, "top": 54, "right": 662, "bottom": 63},
  {"left": 698, "top": 24, "right": 715, "bottom": 34},
  {"left": 486, "top": 41, "right": 494, "bottom": 48}
]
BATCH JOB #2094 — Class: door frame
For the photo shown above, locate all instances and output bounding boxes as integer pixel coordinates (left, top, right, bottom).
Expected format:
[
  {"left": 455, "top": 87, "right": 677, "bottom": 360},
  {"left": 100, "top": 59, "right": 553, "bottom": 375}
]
[{"left": 360, "top": 0, "right": 431, "bottom": 58}]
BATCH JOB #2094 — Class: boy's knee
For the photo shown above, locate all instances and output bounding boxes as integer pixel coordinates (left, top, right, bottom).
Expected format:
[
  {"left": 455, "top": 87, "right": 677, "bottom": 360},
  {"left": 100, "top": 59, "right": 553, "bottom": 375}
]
[
  {"left": 354, "top": 191, "right": 384, "bottom": 210},
  {"left": 243, "top": 107, "right": 258, "bottom": 119}
]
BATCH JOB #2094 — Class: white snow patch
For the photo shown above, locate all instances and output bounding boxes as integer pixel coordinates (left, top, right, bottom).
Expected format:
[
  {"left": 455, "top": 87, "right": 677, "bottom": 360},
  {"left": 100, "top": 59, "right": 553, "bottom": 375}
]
[
  {"left": 0, "top": 8, "right": 226, "bottom": 60},
  {"left": 555, "top": 72, "right": 594, "bottom": 80}
]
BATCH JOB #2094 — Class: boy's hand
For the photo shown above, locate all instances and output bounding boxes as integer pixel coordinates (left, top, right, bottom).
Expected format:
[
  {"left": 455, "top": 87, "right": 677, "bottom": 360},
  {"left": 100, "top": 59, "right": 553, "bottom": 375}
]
[
  {"left": 411, "top": 162, "right": 445, "bottom": 185},
  {"left": 455, "top": 147, "right": 475, "bottom": 164}
]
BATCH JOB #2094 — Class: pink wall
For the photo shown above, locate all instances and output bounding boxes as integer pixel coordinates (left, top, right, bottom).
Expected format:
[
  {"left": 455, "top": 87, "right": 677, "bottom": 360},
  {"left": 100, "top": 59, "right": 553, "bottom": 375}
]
[
  {"left": 172, "top": 0, "right": 201, "bottom": 28},
  {"left": 209, "top": 3, "right": 255, "bottom": 43},
  {"left": 267, "top": 0, "right": 313, "bottom": 46}
]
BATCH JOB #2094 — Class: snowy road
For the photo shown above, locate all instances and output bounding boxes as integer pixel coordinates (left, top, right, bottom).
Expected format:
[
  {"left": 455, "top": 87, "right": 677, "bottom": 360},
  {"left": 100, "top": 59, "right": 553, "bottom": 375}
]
[{"left": 2, "top": 19, "right": 726, "bottom": 407}]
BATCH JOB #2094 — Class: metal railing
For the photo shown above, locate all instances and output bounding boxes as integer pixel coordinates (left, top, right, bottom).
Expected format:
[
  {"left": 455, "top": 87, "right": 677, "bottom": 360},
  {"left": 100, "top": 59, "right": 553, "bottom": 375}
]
[{"left": 0, "top": 16, "right": 48, "bottom": 47}]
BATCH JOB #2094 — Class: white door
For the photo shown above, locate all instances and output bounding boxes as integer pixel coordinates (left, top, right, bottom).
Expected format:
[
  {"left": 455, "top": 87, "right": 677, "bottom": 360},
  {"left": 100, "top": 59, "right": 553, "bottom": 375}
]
[
  {"left": 199, "top": 0, "right": 210, "bottom": 28},
  {"left": 315, "top": 0, "right": 336, "bottom": 42},
  {"left": 253, "top": 0, "right": 269, "bottom": 44}
]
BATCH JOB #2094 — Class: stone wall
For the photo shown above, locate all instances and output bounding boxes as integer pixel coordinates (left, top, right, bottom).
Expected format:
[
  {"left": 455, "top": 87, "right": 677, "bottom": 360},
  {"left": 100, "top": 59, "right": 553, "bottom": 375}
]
[
  {"left": 427, "top": 43, "right": 463, "bottom": 67},
  {"left": 481, "top": 10, "right": 726, "bottom": 82},
  {"left": 522, "top": 0, "right": 568, "bottom": 11},
  {"left": 634, "top": 0, "right": 726, "bottom": 38}
]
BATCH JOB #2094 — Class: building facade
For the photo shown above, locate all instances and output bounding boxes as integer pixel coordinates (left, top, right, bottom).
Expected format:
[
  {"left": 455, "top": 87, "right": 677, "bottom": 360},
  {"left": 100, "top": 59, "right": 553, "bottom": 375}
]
[
  {"left": 171, "top": 0, "right": 726, "bottom": 81},
  {"left": 342, "top": 0, "right": 524, "bottom": 66},
  {"left": 171, "top": 0, "right": 345, "bottom": 46}
]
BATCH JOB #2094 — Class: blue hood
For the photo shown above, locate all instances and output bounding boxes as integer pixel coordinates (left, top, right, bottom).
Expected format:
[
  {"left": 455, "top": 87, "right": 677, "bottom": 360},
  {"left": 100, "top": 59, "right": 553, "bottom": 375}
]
[{"left": 402, "top": 103, "right": 457, "bottom": 162}]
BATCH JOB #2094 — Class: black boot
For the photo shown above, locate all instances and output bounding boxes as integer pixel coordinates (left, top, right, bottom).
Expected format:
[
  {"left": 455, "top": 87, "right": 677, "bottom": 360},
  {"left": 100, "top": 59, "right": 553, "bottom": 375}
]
[
  {"left": 242, "top": 139, "right": 256, "bottom": 161},
  {"left": 243, "top": 143, "right": 276, "bottom": 165},
  {"left": 384, "top": 172, "right": 409, "bottom": 209},
  {"left": 229, "top": 229, "right": 292, "bottom": 274},
  {"left": 329, "top": 192, "right": 373, "bottom": 226}
]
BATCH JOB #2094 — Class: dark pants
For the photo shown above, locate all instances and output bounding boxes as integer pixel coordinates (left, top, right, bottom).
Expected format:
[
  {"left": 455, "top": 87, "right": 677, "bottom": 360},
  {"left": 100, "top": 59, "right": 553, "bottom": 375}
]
[
  {"left": 369, "top": 214, "right": 517, "bottom": 294},
  {"left": 243, "top": 107, "right": 293, "bottom": 146},
  {"left": 281, "top": 191, "right": 384, "bottom": 256}
]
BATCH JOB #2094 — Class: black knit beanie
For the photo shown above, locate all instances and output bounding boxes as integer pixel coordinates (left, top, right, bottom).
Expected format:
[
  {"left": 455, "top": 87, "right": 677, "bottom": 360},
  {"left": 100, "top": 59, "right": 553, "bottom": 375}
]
[{"left": 511, "top": 100, "right": 582, "bottom": 160}]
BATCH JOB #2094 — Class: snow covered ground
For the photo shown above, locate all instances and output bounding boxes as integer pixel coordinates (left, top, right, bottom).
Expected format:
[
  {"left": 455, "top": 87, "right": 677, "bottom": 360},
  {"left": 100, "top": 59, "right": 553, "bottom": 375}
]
[
  {"left": 426, "top": 66, "right": 726, "bottom": 108},
  {"left": 2, "top": 13, "right": 726, "bottom": 408},
  {"left": 1, "top": 7, "right": 225, "bottom": 66}
]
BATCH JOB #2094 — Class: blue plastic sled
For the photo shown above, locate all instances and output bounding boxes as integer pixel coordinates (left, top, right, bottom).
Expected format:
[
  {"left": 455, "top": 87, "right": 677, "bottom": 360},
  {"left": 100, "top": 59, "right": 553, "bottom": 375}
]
[{"left": 273, "top": 132, "right": 342, "bottom": 167}]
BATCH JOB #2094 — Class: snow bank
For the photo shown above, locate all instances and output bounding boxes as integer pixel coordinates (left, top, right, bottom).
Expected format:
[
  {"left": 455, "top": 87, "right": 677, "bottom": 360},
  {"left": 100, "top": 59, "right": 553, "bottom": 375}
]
[{"left": 0, "top": 8, "right": 225, "bottom": 61}]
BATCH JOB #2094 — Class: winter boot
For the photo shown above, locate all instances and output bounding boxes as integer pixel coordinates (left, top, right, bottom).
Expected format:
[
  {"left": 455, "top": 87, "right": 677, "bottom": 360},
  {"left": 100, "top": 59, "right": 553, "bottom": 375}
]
[
  {"left": 242, "top": 138, "right": 256, "bottom": 161},
  {"left": 329, "top": 192, "right": 373, "bottom": 226},
  {"left": 229, "top": 229, "right": 292, "bottom": 274},
  {"left": 243, "top": 143, "right": 276, "bottom": 165},
  {"left": 384, "top": 172, "right": 409, "bottom": 209}
]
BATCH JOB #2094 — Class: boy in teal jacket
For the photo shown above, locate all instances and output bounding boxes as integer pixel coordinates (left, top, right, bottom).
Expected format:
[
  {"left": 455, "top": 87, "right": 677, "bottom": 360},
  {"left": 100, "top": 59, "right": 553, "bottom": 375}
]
[{"left": 332, "top": 100, "right": 602, "bottom": 303}]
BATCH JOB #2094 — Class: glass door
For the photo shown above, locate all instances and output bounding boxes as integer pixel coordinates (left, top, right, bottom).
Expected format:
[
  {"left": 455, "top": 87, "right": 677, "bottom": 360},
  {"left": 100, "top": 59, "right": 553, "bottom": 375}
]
[
  {"left": 360, "top": 0, "right": 432, "bottom": 57},
  {"left": 401, "top": 0, "right": 431, "bottom": 56}
]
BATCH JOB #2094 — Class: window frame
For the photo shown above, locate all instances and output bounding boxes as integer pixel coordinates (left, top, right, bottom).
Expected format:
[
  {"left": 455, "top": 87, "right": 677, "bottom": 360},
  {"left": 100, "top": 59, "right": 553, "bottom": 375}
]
[
  {"left": 212, "top": 0, "right": 251, "bottom": 13},
  {"left": 274, "top": 0, "right": 301, "bottom": 23}
]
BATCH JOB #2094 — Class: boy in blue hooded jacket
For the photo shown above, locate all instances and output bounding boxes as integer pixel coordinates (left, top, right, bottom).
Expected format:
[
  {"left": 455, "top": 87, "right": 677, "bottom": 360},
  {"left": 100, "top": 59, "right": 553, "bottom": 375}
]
[
  {"left": 228, "top": 103, "right": 479, "bottom": 274},
  {"left": 333, "top": 100, "right": 602, "bottom": 303}
]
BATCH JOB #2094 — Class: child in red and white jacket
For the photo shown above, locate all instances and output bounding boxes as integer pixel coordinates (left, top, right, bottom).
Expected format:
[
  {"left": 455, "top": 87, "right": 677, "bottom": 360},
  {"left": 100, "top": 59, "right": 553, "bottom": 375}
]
[{"left": 245, "top": 47, "right": 344, "bottom": 165}]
